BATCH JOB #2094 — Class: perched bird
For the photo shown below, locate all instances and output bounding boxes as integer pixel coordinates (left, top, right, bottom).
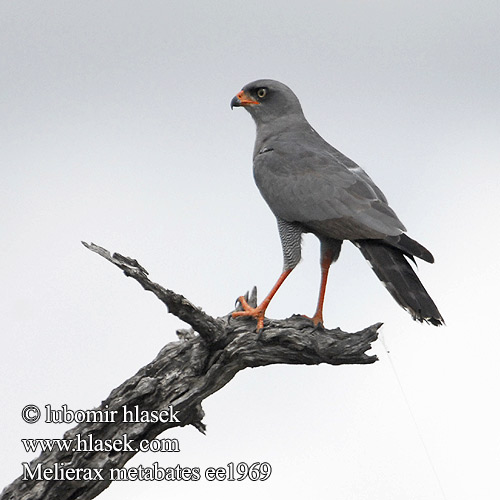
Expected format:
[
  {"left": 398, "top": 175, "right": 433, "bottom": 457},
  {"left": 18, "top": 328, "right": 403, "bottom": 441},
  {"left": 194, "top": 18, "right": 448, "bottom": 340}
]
[{"left": 230, "top": 79, "right": 443, "bottom": 330}]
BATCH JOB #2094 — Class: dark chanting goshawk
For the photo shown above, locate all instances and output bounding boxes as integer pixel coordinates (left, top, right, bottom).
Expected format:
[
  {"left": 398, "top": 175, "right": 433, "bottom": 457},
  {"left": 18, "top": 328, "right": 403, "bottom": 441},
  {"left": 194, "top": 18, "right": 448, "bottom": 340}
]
[{"left": 230, "top": 79, "right": 443, "bottom": 330}]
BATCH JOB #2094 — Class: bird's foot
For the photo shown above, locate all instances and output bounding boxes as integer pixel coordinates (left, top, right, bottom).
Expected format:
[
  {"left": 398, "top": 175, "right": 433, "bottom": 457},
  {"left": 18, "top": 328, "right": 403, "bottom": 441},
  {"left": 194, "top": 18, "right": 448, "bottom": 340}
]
[
  {"left": 301, "top": 312, "right": 324, "bottom": 327},
  {"left": 232, "top": 296, "right": 266, "bottom": 331}
]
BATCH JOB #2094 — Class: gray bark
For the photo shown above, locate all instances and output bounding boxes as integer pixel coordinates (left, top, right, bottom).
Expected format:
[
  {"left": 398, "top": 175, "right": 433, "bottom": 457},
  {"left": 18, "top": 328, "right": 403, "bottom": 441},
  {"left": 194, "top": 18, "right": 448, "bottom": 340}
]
[{"left": 1, "top": 242, "right": 381, "bottom": 500}]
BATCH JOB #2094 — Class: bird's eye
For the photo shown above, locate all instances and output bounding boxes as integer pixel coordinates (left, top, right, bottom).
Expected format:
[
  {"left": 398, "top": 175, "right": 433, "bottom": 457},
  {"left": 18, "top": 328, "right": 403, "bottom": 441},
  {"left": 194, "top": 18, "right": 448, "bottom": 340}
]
[{"left": 257, "top": 88, "right": 267, "bottom": 98}]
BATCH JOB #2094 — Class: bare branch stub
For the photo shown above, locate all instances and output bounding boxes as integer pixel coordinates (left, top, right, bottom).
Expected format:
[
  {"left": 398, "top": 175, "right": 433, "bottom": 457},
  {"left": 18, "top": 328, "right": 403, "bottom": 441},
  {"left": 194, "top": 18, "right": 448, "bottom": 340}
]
[
  {"left": 0, "top": 244, "right": 380, "bottom": 500},
  {"left": 81, "top": 242, "right": 223, "bottom": 343}
]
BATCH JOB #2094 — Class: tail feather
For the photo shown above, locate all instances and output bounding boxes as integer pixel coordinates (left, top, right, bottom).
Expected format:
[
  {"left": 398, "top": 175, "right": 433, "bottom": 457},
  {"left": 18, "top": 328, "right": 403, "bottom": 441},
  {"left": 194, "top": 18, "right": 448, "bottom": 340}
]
[
  {"left": 354, "top": 239, "right": 444, "bottom": 326},
  {"left": 384, "top": 233, "right": 434, "bottom": 263}
]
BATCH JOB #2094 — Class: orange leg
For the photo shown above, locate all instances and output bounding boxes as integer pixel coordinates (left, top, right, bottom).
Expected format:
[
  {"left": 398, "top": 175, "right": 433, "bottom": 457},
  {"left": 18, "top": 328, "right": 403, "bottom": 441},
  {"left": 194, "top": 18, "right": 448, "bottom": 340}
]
[
  {"left": 310, "top": 247, "right": 335, "bottom": 326},
  {"left": 232, "top": 269, "right": 293, "bottom": 331}
]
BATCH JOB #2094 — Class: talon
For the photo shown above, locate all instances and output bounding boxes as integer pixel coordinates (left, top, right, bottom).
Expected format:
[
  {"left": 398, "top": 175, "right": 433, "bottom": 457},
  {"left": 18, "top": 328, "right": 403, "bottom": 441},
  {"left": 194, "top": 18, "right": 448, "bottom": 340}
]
[
  {"left": 232, "top": 270, "right": 293, "bottom": 332},
  {"left": 232, "top": 296, "right": 253, "bottom": 314},
  {"left": 312, "top": 314, "right": 324, "bottom": 327},
  {"left": 232, "top": 297, "right": 266, "bottom": 330},
  {"left": 301, "top": 313, "right": 324, "bottom": 327},
  {"left": 234, "top": 295, "right": 247, "bottom": 309},
  {"left": 237, "top": 295, "right": 251, "bottom": 310}
]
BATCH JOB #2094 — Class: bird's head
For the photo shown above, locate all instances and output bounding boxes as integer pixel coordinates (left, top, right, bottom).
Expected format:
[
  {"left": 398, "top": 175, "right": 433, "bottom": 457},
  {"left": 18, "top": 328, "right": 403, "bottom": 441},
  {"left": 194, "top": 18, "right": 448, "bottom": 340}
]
[{"left": 231, "top": 79, "right": 304, "bottom": 124}]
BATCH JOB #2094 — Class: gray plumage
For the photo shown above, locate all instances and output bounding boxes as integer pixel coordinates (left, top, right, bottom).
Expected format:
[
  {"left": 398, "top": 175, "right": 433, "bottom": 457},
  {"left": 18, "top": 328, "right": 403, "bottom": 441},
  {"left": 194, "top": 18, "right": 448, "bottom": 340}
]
[
  {"left": 277, "top": 217, "right": 304, "bottom": 270},
  {"left": 231, "top": 79, "right": 443, "bottom": 326}
]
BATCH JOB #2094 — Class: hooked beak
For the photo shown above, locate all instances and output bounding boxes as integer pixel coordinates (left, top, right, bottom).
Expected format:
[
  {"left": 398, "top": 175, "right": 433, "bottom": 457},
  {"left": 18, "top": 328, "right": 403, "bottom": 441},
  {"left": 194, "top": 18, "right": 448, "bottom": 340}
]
[{"left": 230, "top": 90, "right": 260, "bottom": 109}]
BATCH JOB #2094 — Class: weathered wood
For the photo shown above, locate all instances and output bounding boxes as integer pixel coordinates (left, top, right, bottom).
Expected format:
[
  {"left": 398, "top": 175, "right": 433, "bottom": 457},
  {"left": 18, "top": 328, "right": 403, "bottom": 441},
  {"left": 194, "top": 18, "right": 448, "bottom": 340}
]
[{"left": 0, "top": 243, "right": 380, "bottom": 500}]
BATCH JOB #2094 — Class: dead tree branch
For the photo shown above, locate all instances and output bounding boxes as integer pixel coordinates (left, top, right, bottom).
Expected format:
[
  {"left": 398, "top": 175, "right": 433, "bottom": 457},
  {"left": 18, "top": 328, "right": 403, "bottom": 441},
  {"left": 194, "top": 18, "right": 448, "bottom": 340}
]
[{"left": 1, "top": 242, "right": 381, "bottom": 500}]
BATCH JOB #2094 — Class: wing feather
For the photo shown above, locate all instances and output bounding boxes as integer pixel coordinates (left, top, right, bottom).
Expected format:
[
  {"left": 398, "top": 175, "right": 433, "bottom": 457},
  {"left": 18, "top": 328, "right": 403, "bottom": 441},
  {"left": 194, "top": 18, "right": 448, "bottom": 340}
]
[{"left": 253, "top": 138, "right": 406, "bottom": 240}]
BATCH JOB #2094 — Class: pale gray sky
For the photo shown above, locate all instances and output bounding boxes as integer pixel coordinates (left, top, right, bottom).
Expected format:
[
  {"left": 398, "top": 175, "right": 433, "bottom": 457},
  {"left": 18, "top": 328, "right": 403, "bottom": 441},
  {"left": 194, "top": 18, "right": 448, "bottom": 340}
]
[{"left": 2, "top": 1, "right": 499, "bottom": 499}]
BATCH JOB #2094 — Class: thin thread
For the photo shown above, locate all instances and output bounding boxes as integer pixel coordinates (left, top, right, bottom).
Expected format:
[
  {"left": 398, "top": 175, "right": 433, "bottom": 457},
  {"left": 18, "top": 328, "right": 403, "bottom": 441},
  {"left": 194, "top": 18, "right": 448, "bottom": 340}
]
[{"left": 380, "top": 332, "right": 447, "bottom": 500}]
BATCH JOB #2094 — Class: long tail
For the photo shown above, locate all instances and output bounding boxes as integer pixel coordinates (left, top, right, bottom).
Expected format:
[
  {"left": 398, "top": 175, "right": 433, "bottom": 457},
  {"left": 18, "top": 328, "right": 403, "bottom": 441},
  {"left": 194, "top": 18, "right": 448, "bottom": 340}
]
[{"left": 354, "top": 239, "right": 444, "bottom": 326}]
